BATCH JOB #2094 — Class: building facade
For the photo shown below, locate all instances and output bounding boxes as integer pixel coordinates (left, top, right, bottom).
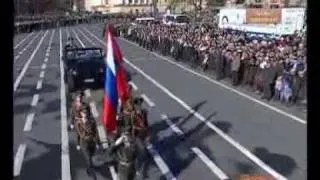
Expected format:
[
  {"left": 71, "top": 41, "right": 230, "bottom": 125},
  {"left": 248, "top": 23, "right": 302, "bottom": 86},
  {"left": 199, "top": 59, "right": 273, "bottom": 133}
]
[
  {"left": 77, "top": 0, "right": 153, "bottom": 13},
  {"left": 244, "top": 0, "right": 306, "bottom": 7},
  {"left": 77, "top": 0, "right": 200, "bottom": 14}
]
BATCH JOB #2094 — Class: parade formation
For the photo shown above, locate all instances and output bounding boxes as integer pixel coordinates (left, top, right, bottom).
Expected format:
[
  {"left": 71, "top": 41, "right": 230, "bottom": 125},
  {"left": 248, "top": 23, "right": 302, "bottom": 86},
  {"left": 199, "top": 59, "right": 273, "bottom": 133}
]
[
  {"left": 65, "top": 25, "right": 151, "bottom": 180},
  {"left": 14, "top": 5, "right": 306, "bottom": 180}
]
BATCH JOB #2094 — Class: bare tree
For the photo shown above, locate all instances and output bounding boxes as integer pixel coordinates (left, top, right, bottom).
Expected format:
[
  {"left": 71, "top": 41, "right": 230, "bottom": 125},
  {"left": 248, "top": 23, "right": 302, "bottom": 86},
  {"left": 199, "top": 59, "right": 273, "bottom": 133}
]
[
  {"left": 152, "top": 0, "right": 158, "bottom": 15},
  {"left": 167, "top": 0, "right": 183, "bottom": 11},
  {"left": 188, "top": 0, "right": 203, "bottom": 18}
]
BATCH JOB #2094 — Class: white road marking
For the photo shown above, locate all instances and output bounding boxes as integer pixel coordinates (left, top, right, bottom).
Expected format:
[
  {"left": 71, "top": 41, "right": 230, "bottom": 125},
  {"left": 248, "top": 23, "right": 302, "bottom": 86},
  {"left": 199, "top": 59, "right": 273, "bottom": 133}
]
[
  {"left": 16, "top": 64, "right": 58, "bottom": 70},
  {"left": 31, "top": 94, "right": 39, "bottom": 106},
  {"left": 14, "top": 30, "right": 49, "bottom": 92},
  {"left": 36, "top": 79, "right": 43, "bottom": 90},
  {"left": 14, "top": 32, "right": 42, "bottom": 62},
  {"left": 191, "top": 147, "right": 229, "bottom": 180},
  {"left": 97, "top": 125, "right": 109, "bottom": 148},
  {"left": 88, "top": 101, "right": 108, "bottom": 146},
  {"left": 39, "top": 71, "right": 45, "bottom": 78},
  {"left": 77, "top": 28, "right": 96, "bottom": 45},
  {"left": 128, "top": 81, "right": 138, "bottom": 91},
  {"left": 60, "top": 28, "right": 72, "bottom": 180},
  {"left": 15, "top": 55, "right": 20, "bottom": 60},
  {"left": 141, "top": 94, "right": 155, "bottom": 107},
  {"left": 123, "top": 58, "right": 288, "bottom": 180},
  {"left": 72, "top": 29, "right": 85, "bottom": 47},
  {"left": 41, "top": 63, "right": 47, "bottom": 70},
  {"left": 120, "top": 38, "right": 306, "bottom": 125},
  {"left": 14, "top": 32, "right": 34, "bottom": 49},
  {"left": 161, "top": 114, "right": 229, "bottom": 179},
  {"left": 89, "top": 102, "right": 99, "bottom": 118},
  {"left": 109, "top": 166, "right": 118, "bottom": 180},
  {"left": 46, "top": 30, "right": 55, "bottom": 56},
  {"left": 23, "top": 112, "right": 35, "bottom": 132},
  {"left": 146, "top": 143, "right": 177, "bottom": 180},
  {"left": 13, "top": 144, "right": 27, "bottom": 176},
  {"left": 161, "top": 114, "right": 183, "bottom": 136},
  {"left": 44, "top": 57, "right": 48, "bottom": 62}
]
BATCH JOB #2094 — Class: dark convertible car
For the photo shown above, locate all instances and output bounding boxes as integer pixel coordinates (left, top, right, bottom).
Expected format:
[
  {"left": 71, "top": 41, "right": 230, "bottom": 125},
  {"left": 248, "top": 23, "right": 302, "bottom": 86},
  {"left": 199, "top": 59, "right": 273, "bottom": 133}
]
[
  {"left": 63, "top": 47, "right": 105, "bottom": 92},
  {"left": 63, "top": 47, "right": 132, "bottom": 92}
]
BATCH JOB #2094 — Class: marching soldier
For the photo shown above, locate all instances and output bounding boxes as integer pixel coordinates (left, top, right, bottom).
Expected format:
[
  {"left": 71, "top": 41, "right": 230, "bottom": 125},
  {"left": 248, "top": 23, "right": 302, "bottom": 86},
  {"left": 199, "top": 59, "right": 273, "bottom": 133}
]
[
  {"left": 131, "top": 97, "right": 150, "bottom": 177},
  {"left": 70, "top": 91, "right": 92, "bottom": 130},
  {"left": 75, "top": 106, "right": 100, "bottom": 174},
  {"left": 109, "top": 127, "right": 138, "bottom": 180},
  {"left": 117, "top": 85, "right": 135, "bottom": 134}
]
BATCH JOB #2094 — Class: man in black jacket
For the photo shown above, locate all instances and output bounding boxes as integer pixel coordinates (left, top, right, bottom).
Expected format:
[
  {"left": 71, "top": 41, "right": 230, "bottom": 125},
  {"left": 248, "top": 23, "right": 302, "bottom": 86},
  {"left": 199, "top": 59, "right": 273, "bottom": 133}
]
[
  {"left": 262, "top": 60, "right": 277, "bottom": 100},
  {"left": 216, "top": 49, "right": 225, "bottom": 80}
]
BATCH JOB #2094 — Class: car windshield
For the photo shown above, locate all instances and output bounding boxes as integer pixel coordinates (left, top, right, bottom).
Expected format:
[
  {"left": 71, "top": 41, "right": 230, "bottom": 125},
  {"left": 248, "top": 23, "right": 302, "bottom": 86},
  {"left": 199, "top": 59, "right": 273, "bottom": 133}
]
[
  {"left": 175, "top": 16, "right": 189, "bottom": 23},
  {"left": 136, "top": 19, "right": 154, "bottom": 25},
  {"left": 67, "top": 49, "right": 102, "bottom": 59},
  {"left": 166, "top": 16, "right": 175, "bottom": 21}
]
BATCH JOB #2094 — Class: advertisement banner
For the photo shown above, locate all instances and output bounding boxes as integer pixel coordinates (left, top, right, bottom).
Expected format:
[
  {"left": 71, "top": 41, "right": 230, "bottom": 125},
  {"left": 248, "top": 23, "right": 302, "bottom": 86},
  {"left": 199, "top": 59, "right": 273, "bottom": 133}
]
[
  {"left": 218, "top": 9, "right": 246, "bottom": 28},
  {"left": 246, "top": 9, "right": 282, "bottom": 24},
  {"left": 281, "top": 8, "right": 305, "bottom": 33}
]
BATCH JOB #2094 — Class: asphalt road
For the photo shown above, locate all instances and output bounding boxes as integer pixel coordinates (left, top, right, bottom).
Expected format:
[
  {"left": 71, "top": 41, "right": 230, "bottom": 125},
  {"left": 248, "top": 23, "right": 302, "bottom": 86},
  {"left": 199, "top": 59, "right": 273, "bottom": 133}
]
[{"left": 13, "top": 24, "right": 307, "bottom": 180}]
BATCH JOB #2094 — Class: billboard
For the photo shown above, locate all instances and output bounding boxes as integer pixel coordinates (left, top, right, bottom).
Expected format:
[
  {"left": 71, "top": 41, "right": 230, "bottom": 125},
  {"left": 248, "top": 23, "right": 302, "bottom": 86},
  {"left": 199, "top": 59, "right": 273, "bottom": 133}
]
[
  {"left": 218, "top": 9, "right": 246, "bottom": 28},
  {"left": 246, "top": 8, "right": 282, "bottom": 24},
  {"left": 280, "top": 8, "right": 305, "bottom": 34},
  {"left": 218, "top": 8, "right": 306, "bottom": 34}
]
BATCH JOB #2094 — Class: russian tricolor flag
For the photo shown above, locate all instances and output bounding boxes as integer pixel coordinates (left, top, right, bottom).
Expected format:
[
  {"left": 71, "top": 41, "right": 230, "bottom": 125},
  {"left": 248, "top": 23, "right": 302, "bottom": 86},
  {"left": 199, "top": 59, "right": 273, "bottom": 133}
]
[{"left": 102, "top": 25, "right": 129, "bottom": 134}]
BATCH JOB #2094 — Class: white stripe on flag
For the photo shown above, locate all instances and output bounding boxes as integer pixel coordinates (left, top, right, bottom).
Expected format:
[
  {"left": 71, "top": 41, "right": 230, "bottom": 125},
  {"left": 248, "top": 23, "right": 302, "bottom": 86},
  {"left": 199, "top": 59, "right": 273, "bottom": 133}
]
[{"left": 106, "top": 32, "right": 116, "bottom": 76}]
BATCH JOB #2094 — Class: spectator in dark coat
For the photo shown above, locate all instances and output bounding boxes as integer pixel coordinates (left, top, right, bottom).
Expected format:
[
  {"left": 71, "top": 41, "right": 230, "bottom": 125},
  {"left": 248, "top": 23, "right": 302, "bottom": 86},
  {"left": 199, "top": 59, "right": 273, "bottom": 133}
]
[{"left": 231, "top": 51, "right": 241, "bottom": 86}]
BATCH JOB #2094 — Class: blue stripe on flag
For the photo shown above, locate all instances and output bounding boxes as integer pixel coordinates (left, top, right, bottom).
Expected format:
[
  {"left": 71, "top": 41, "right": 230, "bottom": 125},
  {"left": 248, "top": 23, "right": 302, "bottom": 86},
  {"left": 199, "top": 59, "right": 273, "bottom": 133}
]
[{"left": 105, "top": 67, "right": 118, "bottom": 110}]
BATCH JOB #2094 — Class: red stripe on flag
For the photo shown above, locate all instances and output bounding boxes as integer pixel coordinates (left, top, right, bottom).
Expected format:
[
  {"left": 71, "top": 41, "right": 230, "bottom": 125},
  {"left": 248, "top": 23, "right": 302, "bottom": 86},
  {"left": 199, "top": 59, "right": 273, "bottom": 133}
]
[{"left": 102, "top": 95, "right": 117, "bottom": 133}]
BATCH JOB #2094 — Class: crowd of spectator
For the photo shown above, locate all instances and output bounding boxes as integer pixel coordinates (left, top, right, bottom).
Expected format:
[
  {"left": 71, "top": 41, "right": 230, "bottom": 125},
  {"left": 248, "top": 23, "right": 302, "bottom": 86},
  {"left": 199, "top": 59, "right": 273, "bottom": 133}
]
[
  {"left": 124, "top": 22, "right": 307, "bottom": 109},
  {"left": 14, "top": 12, "right": 307, "bottom": 109}
]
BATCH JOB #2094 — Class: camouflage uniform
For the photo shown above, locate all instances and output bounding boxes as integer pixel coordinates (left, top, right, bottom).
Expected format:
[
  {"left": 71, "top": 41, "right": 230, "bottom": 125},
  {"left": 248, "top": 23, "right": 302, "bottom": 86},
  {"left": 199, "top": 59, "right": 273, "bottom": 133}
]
[
  {"left": 110, "top": 130, "right": 138, "bottom": 180},
  {"left": 75, "top": 107, "right": 99, "bottom": 169}
]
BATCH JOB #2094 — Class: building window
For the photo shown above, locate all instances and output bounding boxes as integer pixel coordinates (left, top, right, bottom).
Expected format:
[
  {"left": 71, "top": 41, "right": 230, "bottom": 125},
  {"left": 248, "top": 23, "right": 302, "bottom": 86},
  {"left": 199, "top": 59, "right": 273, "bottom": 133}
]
[
  {"left": 141, "top": 0, "right": 145, "bottom": 4},
  {"left": 134, "top": 0, "right": 138, "bottom": 3},
  {"left": 129, "top": 0, "right": 133, "bottom": 3}
]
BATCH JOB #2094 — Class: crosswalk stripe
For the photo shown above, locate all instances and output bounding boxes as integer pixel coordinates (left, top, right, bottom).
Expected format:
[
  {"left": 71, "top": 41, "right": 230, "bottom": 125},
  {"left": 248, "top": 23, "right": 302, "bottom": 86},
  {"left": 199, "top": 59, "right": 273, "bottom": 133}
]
[
  {"left": 14, "top": 144, "right": 27, "bottom": 176},
  {"left": 191, "top": 147, "right": 229, "bottom": 180}
]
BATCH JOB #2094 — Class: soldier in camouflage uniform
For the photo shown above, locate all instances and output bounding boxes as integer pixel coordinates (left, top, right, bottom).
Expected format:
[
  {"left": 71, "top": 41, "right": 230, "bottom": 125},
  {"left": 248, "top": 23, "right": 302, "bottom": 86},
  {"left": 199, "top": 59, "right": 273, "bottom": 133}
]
[
  {"left": 75, "top": 106, "right": 100, "bottom": 173},
  {"left": 109, "top": 126, "right": 138, "bottom": 180},
  {"left": 70, "top": 91, "right": 88, "bottom": 130}
]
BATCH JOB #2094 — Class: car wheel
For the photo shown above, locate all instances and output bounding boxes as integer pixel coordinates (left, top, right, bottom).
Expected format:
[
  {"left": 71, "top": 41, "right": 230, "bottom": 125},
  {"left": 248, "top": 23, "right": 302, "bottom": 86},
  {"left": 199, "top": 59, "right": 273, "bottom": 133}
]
[
  {"left": 100, "top": 78, "right": 105, "bottom": 88},
  {"left": 64, "top": 71, "right": 68, "bottom": 83},
  {"left": 68, "top": 74, "right": 76, "bottom": 92}
]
